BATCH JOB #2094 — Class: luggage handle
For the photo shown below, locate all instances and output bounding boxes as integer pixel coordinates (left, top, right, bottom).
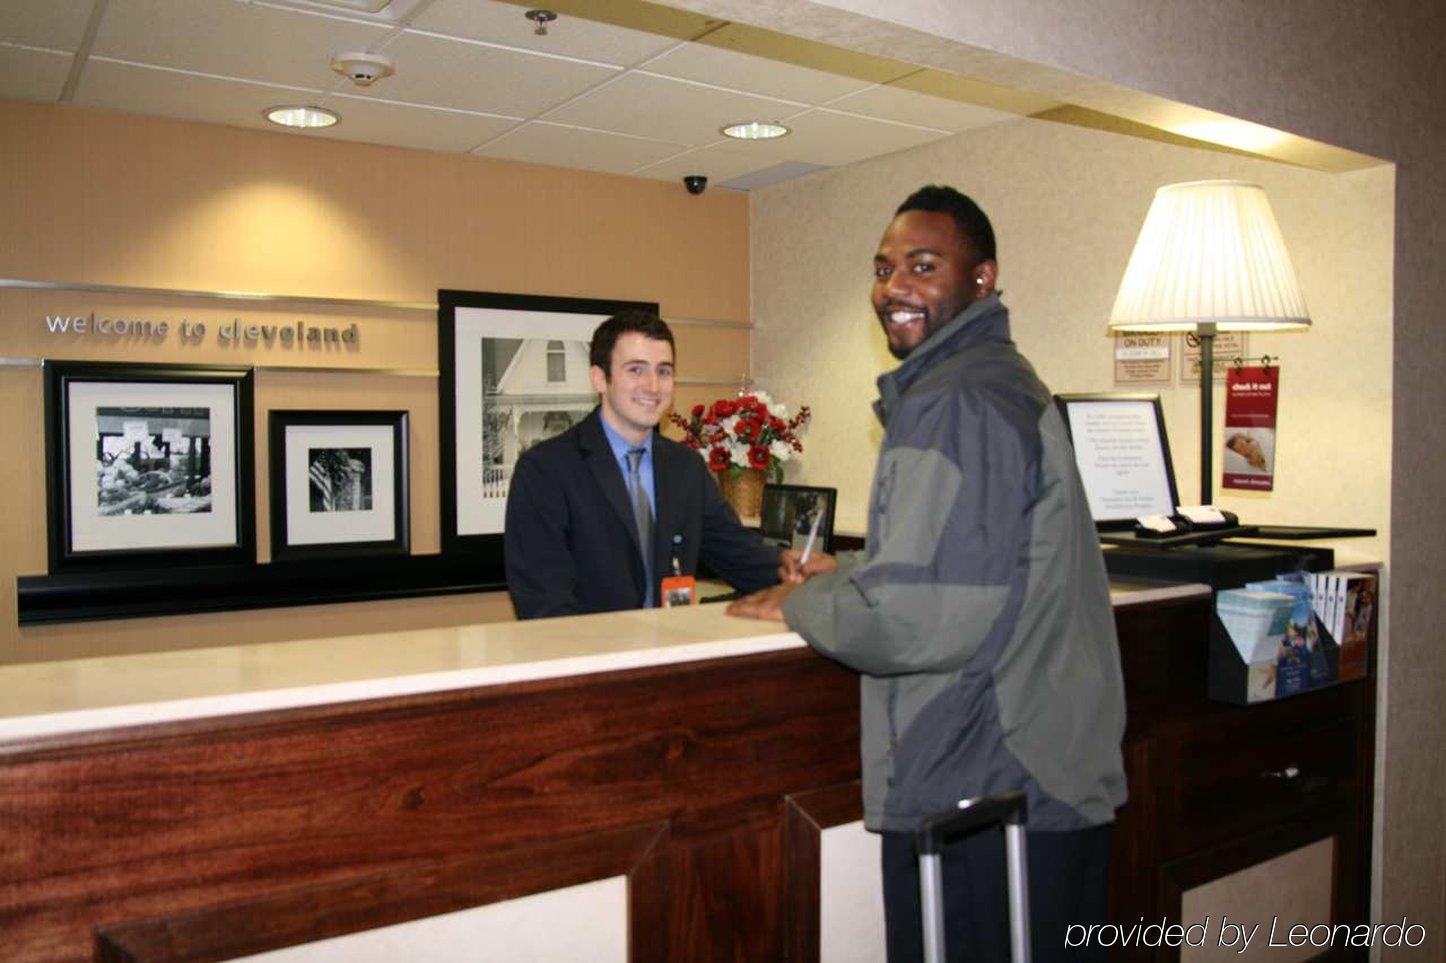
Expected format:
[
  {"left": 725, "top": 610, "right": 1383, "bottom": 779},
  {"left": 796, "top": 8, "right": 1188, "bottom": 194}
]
[
  {"left": 917, "top": 789, "right": 1031, "bottom": 963},
  {"left": 917, "top": 788, "right": 1028, "bottom": 853}
]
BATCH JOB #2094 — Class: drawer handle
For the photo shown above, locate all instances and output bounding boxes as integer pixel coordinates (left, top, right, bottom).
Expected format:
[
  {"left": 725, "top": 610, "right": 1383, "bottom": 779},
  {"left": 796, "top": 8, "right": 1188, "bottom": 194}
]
[{"left": 1263, "top": 766, "right": 1301, "bottom": 780}]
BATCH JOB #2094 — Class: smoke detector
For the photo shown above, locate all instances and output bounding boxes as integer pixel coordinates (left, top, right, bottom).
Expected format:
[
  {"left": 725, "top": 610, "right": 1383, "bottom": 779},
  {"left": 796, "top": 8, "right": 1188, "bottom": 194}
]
[{"left": 330, "top": 51, "right": 395, "bottom": 86}]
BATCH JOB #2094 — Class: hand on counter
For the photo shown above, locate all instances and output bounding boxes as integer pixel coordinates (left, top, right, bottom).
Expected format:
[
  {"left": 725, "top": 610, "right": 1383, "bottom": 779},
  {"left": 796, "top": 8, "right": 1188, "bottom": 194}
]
[
  {"left": 779, "top": 548, "right": 837, "bottom": 584},
  {"left": 727, "top": 582, "right": 797, "bottom": 621},
  {"left": 731, "top": 549, "right": 836, "bottom": 620}
]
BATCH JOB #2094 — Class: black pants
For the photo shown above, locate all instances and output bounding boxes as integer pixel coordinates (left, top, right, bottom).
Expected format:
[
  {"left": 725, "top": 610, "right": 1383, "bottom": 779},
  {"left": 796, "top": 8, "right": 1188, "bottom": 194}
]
[{"left": 881, "top": 824, "right": 1111, "bottom": 962}]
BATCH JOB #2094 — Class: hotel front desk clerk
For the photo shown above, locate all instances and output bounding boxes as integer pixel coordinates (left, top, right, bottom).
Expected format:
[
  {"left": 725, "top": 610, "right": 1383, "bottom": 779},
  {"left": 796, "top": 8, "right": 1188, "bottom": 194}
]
[{"left": 504, "top": 311, "right": 779, "bottom": 619}]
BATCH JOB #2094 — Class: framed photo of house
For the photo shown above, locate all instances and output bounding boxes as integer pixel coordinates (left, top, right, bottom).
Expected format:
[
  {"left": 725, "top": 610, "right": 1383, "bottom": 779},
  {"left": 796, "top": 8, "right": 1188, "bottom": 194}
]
[
  {"left": 43, "top": 361, "right": 255, "bottom": 571},
  {"left": 269, "top": 410, "right": 409, "bottom": 562},
  {"left": 759, "top": 484, "right": 837, "bottom": 555},
  {"left": 438, "top": 290, "right": 657, "bottom": 559}
]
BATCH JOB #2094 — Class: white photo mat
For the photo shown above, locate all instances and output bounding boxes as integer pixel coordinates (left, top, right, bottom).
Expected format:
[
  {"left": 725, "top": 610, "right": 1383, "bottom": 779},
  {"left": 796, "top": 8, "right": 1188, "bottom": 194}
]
[
  {"left": 453, "top": 307, "right": 606, "bottom": 535},
  {"left": 67, "top": 380, "right": 239, "bottom": 553},
  {"left": 1063, "top": 398, "right": 1176, "bottom": 522},
  {"left": 283, "top": 423, "right": 397, "bottom": 546}
]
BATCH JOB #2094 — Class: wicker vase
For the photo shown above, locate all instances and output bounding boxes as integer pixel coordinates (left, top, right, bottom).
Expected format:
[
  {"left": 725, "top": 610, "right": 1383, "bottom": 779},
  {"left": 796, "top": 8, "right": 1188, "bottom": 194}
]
[{"left": 719, "top": 467, "right": 766, "bottom": 519}]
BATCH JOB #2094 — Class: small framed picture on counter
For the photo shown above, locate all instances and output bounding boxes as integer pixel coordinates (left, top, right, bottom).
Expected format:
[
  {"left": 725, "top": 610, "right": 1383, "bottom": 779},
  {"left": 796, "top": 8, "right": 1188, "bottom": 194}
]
[{"left": 759, "top": 484, "right": 836, "bottom": 555}]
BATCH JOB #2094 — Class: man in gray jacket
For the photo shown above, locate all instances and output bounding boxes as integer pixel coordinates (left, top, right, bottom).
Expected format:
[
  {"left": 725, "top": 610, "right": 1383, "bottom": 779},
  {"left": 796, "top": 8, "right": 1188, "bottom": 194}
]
[{"left": 730, "top": 185, "right": 1126, "bottom": 961}]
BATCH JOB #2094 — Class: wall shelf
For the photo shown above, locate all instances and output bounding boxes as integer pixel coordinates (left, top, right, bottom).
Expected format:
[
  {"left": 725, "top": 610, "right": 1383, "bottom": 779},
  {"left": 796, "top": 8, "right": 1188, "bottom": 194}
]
[{"left": 17, "top": 553, "right": 504, "bottom": 625}]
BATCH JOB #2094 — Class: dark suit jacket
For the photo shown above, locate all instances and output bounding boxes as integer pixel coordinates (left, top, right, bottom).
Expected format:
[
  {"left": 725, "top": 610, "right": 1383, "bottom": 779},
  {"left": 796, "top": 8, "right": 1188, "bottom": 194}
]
[{"left": 504, "top": 408, "right": 780, "bottom": 619}]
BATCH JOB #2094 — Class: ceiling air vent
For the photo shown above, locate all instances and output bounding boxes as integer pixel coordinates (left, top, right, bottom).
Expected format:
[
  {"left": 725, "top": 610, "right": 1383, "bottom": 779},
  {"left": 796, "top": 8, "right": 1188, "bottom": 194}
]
[{"left": 251, "top": 0, "right": 398, "bottom": 16}]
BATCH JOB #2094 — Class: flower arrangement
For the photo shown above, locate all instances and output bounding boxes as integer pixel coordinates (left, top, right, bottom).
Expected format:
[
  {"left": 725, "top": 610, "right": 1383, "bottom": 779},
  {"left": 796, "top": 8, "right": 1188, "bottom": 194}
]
[{"left": 668, "top": 389, "right": 811, "bottom": 483}]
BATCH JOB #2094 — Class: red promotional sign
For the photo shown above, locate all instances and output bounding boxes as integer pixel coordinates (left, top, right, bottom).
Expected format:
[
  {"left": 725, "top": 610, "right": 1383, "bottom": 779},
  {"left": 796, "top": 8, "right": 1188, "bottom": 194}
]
[{"left": 1222, "top": 365, "right": 1279, "bottom": 491}]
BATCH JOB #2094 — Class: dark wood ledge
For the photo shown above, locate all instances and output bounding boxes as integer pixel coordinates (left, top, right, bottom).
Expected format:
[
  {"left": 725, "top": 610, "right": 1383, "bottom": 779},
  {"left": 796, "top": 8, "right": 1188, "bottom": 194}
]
[{"left": 16, "top": 552, "right": 504, "bottom": 625}]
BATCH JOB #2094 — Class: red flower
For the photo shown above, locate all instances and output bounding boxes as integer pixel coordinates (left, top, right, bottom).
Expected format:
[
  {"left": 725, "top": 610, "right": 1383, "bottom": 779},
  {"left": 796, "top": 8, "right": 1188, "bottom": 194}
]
[{"left": 672, "top": 394, "right": 810, "bottom": 469}]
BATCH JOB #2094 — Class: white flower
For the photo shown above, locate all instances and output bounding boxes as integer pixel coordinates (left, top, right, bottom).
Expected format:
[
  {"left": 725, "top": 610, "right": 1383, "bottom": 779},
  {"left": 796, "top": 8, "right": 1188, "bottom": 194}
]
[
  {"left": 768, "top": 402, "right": 787, "bottom": 418},
  {"left": 730, "top": 442, "right": 750, "bottom": 467},
  {"left": 720, "top": 414, "right": 739, "bottom": 439},
  {"left": 770, "top": 439, "right": 792, "bottom": 462}
]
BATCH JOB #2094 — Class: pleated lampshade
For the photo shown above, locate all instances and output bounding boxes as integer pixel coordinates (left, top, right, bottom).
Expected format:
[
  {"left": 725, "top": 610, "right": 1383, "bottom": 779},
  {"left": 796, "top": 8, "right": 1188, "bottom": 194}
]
[{"left": 1109, "top": 180, "right": 1310, "bottom": 332}]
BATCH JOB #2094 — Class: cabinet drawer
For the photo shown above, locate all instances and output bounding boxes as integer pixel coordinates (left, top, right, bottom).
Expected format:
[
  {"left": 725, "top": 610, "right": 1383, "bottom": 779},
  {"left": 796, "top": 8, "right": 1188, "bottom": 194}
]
[{"left": 1163, "top": 715, "right": 1359, "bottom": 856}]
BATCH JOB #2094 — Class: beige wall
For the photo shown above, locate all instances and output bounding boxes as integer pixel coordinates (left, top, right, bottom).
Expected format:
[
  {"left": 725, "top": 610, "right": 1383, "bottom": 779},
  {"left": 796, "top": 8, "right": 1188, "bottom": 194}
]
[
  {"left": 752, "top": 116, "right": 1394, "bottom": 569},
  {"left": 670, "top": 0, "right": 1445, "bottom": 950},
  {"left": 0, "top": 99, "right": 752, "bottom": 664}
]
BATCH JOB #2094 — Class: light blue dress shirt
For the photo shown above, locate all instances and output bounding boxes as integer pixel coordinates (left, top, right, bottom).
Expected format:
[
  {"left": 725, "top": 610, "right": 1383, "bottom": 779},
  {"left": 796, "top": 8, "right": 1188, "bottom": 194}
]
[{"left": 598, "top": 417, "right": 657, "bottom": 606}]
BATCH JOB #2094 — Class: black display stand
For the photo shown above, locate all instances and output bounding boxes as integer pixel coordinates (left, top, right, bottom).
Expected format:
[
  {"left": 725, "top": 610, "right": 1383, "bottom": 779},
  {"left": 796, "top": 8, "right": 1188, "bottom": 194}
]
[{"left": 1103, "top": 540, "right": 1334, "bottom": 590}]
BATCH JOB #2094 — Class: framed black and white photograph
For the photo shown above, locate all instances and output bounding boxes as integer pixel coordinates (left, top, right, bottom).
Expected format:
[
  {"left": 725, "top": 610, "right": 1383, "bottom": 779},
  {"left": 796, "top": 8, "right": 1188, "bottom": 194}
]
[
  {"left": 438, "top": 290, "right": 656, "bottom": 558},
  {"left": 269, "top": 410, "right": 409, "bottom": 561},
  {"left": 759, "top": 484, "right": 837, "bottom": 555},
  {"left": 43, "top": 361, "right": 254, "bottom": 571}
]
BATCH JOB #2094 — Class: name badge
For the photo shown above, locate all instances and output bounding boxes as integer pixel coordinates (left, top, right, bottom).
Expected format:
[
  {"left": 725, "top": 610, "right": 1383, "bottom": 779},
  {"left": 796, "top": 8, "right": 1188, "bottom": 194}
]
[{"left": 660, "top": 575, "right": 697, "bottom": 607}]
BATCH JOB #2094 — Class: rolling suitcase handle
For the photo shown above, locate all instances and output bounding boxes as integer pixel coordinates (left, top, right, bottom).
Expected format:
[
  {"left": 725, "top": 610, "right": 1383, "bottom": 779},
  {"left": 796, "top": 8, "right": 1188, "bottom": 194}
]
[{"left": 916, "top": 789, "right": 1030, "bottom": 963}]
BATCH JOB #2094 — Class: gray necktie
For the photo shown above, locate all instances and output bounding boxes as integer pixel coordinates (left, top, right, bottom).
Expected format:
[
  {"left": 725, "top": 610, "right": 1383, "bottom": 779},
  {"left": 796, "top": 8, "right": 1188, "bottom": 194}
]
[{"left": 626, "top": 447, "right": 654, "bottom": 597}]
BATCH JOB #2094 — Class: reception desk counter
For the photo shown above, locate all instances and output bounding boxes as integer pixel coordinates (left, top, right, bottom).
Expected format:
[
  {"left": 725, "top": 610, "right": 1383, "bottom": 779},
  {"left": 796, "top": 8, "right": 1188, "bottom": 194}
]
[{"left": 0, "top": 578, "right": 1376, "bottom": 961}]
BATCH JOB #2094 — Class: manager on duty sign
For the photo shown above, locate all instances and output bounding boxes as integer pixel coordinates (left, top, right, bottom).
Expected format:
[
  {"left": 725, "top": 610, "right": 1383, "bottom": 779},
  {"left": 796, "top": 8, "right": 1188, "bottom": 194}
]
[{"left": 1113, "top": 333, "right": 1172, "bottom": 385}]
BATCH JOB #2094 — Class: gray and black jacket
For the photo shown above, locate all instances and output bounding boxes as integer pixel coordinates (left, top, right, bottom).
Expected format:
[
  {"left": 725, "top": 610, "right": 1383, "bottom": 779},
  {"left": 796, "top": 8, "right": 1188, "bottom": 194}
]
[{"left": 782, "top": 294, "right": 1127, "bottom": 833}]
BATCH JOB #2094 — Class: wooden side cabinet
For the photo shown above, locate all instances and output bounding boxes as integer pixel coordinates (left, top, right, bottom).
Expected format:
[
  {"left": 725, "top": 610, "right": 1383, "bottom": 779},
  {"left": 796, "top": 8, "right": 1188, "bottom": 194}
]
[{"left": 1112, "top": 593, "right": 1377, "bottom": 961}]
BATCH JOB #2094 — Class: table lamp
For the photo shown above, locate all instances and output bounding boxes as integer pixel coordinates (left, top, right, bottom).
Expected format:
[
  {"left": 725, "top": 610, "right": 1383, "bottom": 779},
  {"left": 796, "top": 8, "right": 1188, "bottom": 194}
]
[{"left": 1109, "top": 180, "right": 1310, "bottom": 505}]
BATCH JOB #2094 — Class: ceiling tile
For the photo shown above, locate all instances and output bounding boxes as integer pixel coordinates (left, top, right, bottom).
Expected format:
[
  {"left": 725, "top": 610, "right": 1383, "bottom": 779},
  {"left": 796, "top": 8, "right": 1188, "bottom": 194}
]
[
  {"left": 73, "top": 58, "right": 322, "bottom": 132},
  {"left": 0, "top": 0, "right": 94, "bottom": 50},
  {"left": 828, "top": 85, "right": 1018, "bottom": 133},
  {"left": 546, "top": 72, "right": 800, "bottom": 147},
  {"left": 476, "top": 122, "right": 686, "bottom": 175},
  {"left": 0, "top": 45, "right": 72, "bottom": 101},
  {"left": 718, "top": 161, "right": 830, "bottom": 192},
  {"left": 412, "top": 0, "right": 678, "bottom": 67},
  {"left": 345, "top": 31, "right": 615, "bottom": 117},
  {"left": 322, "top": 92, "right": 520, "bottom": 151},
  {"left": 642, "top": 43, "right": 872, "bottom": 106},
  {"left": 779, "top": 110, "right": 950, "bottom": 166},
  {"left": 633, "top": 143, "right": 790, "bottom": 185},
  {"left": 93, "top": 0, "right": 388, "bottom": 89}
]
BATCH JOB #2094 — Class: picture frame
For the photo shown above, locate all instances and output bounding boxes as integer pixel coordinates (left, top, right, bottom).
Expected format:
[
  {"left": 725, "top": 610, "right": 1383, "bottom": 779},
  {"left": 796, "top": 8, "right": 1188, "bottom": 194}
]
[
  {"left": 268, "top": 410, "right": 410, "bottom": 562},
  {"left": 759, "top": 484, "right": 837, "bottom": 555},
  {"left": 437, "top": 290, "right": 656, "bottom": 563},
  {"left": 43, "top": 361, "right": 255, "bottom": 571},
  {"left": 1053, "top": 392, "right": 1181, "bottom": 529}
]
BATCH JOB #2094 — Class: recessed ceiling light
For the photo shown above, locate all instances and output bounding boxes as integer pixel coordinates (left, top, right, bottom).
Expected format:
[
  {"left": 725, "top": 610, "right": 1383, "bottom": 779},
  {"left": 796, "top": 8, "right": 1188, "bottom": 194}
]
[
  {"left": 721, "top": 121, "right": 790, "bottom": 141},
  {"left": 264, "top": 105, "right": 340, "bottom": 129}
]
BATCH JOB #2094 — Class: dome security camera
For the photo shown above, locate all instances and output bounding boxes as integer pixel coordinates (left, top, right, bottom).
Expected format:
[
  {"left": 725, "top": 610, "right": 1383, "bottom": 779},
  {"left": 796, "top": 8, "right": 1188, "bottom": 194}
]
[{"left": 683, "top": 175, "right": 708, "bottom": 195}]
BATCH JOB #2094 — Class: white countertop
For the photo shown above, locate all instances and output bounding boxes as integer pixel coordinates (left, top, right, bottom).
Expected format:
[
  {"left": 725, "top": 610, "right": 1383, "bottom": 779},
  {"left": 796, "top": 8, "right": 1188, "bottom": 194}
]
[{"left": 0, "top": 581, "right": 1209, "bottom": 744}]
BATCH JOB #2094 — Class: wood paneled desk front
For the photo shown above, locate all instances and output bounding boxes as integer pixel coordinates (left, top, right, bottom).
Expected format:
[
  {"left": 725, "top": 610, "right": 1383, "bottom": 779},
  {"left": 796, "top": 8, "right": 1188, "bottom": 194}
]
[{"left": 0, "top": 576, "right": 1376, "bottom": 961}]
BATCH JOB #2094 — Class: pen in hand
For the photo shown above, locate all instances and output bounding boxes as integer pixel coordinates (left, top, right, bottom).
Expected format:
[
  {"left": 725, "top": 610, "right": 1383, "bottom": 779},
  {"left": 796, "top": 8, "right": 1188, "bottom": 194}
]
[{"left": 799, "top": 511, "right": 823, "bottom": 567}]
